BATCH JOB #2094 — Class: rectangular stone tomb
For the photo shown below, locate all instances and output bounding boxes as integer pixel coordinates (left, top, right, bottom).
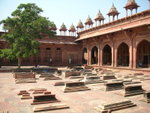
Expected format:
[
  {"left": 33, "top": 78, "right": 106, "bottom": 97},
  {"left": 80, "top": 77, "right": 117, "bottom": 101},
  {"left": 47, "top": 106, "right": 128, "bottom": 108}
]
[
  {"left": 21, "top": 94, "right": 32, "bottom": 99},
  {"left": 15, "top": 78, "right": 36, "bottom": 84},
  {"left": 33, "top": 90, "right": 47, "bottom": 94},
  {"left": 54, "top": 82, "right": 66, "bottom": 86},
  {"left": 104, "top": 81, "right": 124, "bottom": 91},
  {"left": 33, "top": 104, "right": 69, "bottom": 112},
  {"left": 31, "top": 94, "right": 60, "bottom": 105},
  {"left": 95, "top": 100, "right": 136, "bottom": 113},
  {"left": 39, "top": 73, "right": 54, "bottom": 78},
  {"left": 14, "top": 72, "right": 35, "bottom": 79},
  {"left": 44, "top": 76, "right": 61, "bottom": 80},
  {"left": 29, "top": 88, "right": 47, "bottom": 92},
  {"left": 69, "top": 76, "right": 84, "bottom": 79},
  {"left": 143, "top": 91, "right": 150, "bottom": 103},
  {"left": 18, "top": 90, "right": 29, "bottom": 95},
  {"left": 124, "top": 84, "right": 144, "bottom": 96},
  {"left": 80, "top": 76, "right": 103, "bottom": 84},
  {"left": 65, "top": 71, "right": 81, "bottom": 77},
  {"left": 63, "top": 82, "right": 90, "bottom": 93},
  {"left": 101, "top": 75, "right": 116, "bottom": 80}
]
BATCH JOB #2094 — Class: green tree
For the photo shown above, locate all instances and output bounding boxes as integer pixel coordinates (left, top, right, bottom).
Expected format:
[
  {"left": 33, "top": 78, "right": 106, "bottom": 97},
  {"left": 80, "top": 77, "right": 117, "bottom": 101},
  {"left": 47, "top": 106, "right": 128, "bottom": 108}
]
[{"left": 0, "top": 3, "right": 56, "bottom": 68}]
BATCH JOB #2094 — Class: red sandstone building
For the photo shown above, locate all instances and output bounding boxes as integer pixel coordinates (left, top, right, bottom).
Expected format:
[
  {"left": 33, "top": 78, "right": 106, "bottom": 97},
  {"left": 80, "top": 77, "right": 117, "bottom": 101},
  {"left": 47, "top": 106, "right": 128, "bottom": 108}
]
[{"left": 0, "top": 0, "right": 150, "bottom": 69}]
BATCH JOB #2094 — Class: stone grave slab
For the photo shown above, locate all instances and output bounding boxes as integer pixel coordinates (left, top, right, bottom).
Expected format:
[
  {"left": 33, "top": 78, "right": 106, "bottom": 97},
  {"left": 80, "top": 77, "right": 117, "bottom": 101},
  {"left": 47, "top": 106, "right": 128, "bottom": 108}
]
[
  {"left": 124, "top": 84, "right": 145, "bottom": 97},
  {"left": 142, "top": 91, "right": 150, "bottom": 103},
  {"left": 33, "top": 103, "right": 69, "bottom": 112},
  {"left": 101, "top": 75, "right": 117, "bottom": 80},
  {"left": 31, "top": 94, "right": 60, "bottom": 105},
  {"left": 80, "top": 76, "right": 103, "bottom": 84},
  {"left": 63, "top": 81, "right": 90, "bottom": 93},
  {"left": 104, "top": 81, "right": 124, "bottom": 91},
  {"left": 95, "top": 99, "right": 136, "bottom": 113}
]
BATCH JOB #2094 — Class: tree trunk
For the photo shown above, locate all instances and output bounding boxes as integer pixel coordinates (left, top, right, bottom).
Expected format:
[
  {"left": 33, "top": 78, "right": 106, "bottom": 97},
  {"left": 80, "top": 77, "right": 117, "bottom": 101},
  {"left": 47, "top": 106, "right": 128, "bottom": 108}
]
[{"left": 18, "top": 57, "right": 22, "bottom": 69}]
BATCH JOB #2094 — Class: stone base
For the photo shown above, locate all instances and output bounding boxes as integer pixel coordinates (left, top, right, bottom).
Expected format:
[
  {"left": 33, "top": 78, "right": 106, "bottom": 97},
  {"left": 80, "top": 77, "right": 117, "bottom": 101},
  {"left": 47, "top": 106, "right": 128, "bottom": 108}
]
[{"left": 95, "top": 100, "right": 136, "bottom": 113}]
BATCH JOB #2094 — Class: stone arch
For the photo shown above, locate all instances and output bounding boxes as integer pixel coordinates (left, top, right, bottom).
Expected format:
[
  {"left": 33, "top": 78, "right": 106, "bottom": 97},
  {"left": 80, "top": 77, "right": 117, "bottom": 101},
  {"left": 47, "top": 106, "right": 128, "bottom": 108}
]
[
  {"left": 137, "top": 40, "right": 150, "bottom": 68},
  {"left": 102, "top": 44, "right": 112, "bottom": 65},
  {"left": 91, "top": 46, "right": 98, "bottom": 64},
  {"left": 117, "top": 42, "right": 129, "bottom": 66},
  {"left": 82, "top": 48, "right": 88, "bottom": 64}
]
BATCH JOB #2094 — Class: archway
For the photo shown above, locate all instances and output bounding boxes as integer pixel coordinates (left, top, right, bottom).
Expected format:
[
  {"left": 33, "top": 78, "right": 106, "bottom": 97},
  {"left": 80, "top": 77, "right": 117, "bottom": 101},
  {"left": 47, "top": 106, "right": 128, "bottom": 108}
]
[
  {"left": 103, "top": 45, "right": 112, "bottom": 65},
  {"left": 91, "top": 46, "right": 98, "bottom": 64},
  {"left": 82, "top": 48, "right": 87, "bottom": 64},
  {"left": 137, "top": 40, "right": 150, "bottom": 68},
  {"left": 117, "top": 43, "right": 129, "bottom": 66}
]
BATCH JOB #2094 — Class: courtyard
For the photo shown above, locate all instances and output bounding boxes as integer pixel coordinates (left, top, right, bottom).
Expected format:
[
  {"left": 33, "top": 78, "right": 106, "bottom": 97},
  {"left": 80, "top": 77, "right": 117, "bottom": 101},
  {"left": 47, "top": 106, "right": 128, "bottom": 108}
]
[{"left": 0, "top": 66, "right": 150, "bottom": 113}]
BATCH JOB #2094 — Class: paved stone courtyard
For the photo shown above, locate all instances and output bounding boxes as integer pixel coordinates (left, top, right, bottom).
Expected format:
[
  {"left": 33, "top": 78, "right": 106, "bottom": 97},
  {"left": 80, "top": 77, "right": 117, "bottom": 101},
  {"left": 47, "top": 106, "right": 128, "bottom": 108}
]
[{"left": 0, "top": 66, "right": 150, "bottom": 113}]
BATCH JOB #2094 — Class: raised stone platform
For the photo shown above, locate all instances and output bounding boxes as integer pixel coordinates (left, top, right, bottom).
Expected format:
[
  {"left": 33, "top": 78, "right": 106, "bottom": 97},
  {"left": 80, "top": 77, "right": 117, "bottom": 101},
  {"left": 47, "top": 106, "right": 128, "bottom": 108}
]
[
  {"left": 124, "top": 84, "right": 145, "bottom": 97},
  {"left": 104, "top": 81, "right": 124, "bottom": 91},
  {"left": 142, "top": 91, "right": 150, "bottom": 103},
  {"left": 80, "top": 76, "right": 103, "bottom": 84},
  {"left": 63, "top": 81, "right": 90, "bottom": 93},
  {"left": 95, "top": 100, "right": 136, "bottom": 113},
  {"left": 33, "top": 103, "right": 69, "bottom": 112},
  {"left": 31, "top": 94, "right": 60, "bottom": 105}
]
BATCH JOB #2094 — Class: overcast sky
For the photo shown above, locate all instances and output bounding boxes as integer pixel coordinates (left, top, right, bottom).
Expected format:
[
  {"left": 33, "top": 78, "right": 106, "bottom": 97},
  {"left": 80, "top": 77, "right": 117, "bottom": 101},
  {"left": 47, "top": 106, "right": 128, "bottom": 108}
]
[{"left": 0, "top": 0, "right": 149, "bottom": 34}]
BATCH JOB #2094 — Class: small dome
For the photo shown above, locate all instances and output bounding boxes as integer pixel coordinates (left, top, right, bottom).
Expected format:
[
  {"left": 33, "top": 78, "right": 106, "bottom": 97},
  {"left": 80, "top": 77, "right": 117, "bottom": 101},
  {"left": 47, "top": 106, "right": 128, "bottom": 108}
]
[
  {"left": 76, "top": 20, "right": 84, "bottom": 29},
  {"left": 124, "top": 0, "right": 139, "bottom": 10},
  {"left": 85, "top": 15, "right": 93, "bottom": 25},
  {"left": 69, "top": 24, "right": 76, "bottom": 32},
  {"left": 95, "top": 10, "right": 105, "bottom": 21},
  {"left": 107, "top": 3, "right": 120, "bottom": 16},
  {"left": 49, "top": 24, "right": 57, "bottom": 31},
  {"left": 59, "top": 23, "right": 67, "bottom": 31}
]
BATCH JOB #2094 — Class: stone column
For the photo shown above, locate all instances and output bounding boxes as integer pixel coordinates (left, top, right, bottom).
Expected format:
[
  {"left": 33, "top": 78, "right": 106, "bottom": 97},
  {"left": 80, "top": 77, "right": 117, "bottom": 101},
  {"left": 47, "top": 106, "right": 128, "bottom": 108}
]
[
  {"left": 114, "top": 47, "right": 117, "bottom": 67},
  {"left": 129, "top": 39, "right": 133, "bottom": 68},
  {"left": 111, "top": 46, "right": 114, "bottom": 67},
  {"left": 99, "top": 47, "right": 102, "bottom": 66},
  {"left": 133, "top": 46, "right": 137, "bottom": 69},
  {"left": 88, "top": 48, "right": 91, "bottom": 65}
]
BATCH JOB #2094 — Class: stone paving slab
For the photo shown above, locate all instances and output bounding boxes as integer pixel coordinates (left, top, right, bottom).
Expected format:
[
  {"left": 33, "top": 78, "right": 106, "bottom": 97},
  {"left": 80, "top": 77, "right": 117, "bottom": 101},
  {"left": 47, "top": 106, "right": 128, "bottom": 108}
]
[{"left": 0, "top": 71, "right": 150, "bottom": 113}]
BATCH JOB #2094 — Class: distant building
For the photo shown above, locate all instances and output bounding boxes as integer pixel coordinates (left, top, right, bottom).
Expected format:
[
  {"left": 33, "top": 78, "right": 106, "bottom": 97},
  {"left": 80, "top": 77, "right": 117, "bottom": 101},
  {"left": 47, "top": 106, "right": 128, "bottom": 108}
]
[{"left": 0, "top": 0, "right": 150, "bottom": 69}]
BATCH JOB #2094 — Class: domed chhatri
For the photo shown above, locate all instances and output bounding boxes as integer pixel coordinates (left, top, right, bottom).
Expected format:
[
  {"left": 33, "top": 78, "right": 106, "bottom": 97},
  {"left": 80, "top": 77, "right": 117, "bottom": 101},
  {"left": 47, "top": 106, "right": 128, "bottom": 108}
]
[
  {"left": 77, "top": 20, "right": 84, "bottom": 29},
  {"left": 85, "top": 15, "right": 93, "bottom": 29},
  {"left": 69, "top": 24, "right": 76, "bottom": 32},
  {"left": 124, "top": 0, "right": 140, "bottom": 16},
  {"left": 85, "top": 15, "right": 93, "bottom": 25},
  {"left": 59, "top": 23, "right": 67, "bottom": 32},
  {"left": 69, "top": 24, "right": 76, "bottom": 36},
  {"left": 95, "top": 10, "right": 105, "bottom": 26},
  {"left": 76, "top": 20, "right": 84, "bottom": 32},
  {"left": 59, "top": 23, "right": 67, "bottom": 35},
  {"left": 107, "top": 3, "right": 120, "bottom": 21}
]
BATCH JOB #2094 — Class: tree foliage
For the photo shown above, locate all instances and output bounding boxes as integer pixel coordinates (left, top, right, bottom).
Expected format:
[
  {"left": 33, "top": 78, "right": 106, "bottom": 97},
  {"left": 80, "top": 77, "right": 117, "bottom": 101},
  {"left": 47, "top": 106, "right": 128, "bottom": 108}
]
[{"left": 0, "top": 3, "right": 56, "bottom": 68}]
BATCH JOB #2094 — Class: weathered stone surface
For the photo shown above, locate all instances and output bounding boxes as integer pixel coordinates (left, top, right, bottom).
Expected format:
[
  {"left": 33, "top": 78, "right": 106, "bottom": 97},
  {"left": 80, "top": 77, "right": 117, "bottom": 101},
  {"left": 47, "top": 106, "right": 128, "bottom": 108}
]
[
  {"left": 31, "top": 94, "right": 60, "bottom": 105},
  {"left": 101, "top": 75, "right": 116, "bottom": 80},
  {"left": 104, "top": 81, "right": 124, "bottom": 91},
  {"left": 124, "top": 84, "right": 145, "bottom": 96},
  {"left": 33, "top": 104, "right": 69, "bottom": 112},
  {"left": 95, "top": 100, "right": 136, "bottom": 112},
  {"left": 80, "top": 76, "right": 103, "bottom": 84},
  {"left": 143, "top": 91, "right": 150, "bottom": 103},
  {"left": 14, "top": 72, "right": 35, "bottom": 79},
  {"left": 63, "top": 81, "right": 90, "bottom": 93},
  {"left": 65, "top": 71, "right": 81, "bottom": 77}
]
